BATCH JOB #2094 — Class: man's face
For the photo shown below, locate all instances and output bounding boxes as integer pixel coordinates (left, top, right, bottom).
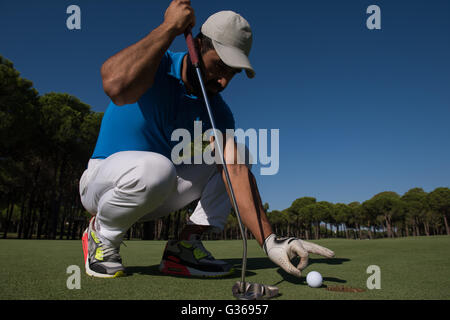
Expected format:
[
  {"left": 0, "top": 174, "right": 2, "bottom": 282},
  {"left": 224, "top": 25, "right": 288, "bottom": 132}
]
[{"left": 200, "top": 49, "right": 242, "bottom": 95}]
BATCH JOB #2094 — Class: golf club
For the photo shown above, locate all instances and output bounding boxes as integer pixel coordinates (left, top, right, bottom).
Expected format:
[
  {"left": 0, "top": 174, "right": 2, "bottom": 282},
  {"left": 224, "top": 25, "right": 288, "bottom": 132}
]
[{"left": 184, "top": 28, "right": 279, "bottom": 300}]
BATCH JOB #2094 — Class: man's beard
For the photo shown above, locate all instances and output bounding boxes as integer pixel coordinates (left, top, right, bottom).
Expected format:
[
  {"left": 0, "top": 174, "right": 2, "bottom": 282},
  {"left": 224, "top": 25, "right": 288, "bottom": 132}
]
[{"left": 186, "top": 53, "right": 222, "bottom": 96}]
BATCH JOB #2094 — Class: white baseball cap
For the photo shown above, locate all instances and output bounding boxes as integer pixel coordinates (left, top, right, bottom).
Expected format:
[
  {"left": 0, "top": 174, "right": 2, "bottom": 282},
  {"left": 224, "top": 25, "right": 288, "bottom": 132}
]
[{"left": 201, "top": 11, "right": 255, "bottom": 78}]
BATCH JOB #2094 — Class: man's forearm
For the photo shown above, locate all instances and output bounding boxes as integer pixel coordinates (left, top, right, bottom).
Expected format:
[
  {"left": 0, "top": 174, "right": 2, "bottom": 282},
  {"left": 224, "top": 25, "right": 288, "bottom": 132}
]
[
  {"left": 101, "top": 23, "right": 177, "bottom": 105},
  {"left": 221, "top": 164, "right": 274, "bottom": 246}
]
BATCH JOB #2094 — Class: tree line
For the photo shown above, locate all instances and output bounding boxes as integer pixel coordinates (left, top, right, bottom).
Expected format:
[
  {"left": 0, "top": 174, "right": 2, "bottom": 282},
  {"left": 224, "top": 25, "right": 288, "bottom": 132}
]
[
  {"left": 0, "top": 55, "right": 102, "bottom": 240},
  {"left": 265, "top": 188, "right": 450, "bottom": 240},
  {"left": 1, "top": 55, "right": 449, "bottom": 241}
]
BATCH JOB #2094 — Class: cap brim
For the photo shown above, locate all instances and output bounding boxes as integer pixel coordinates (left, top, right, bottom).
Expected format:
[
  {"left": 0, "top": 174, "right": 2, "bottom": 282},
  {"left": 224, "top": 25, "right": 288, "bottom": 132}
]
[{"left": 212, "top": 39, "right": 255, "bottom": 78}]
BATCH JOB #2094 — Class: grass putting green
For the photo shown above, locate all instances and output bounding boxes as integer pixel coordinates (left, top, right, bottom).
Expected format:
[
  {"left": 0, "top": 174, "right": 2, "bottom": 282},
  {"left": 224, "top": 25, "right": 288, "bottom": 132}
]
[{"left": 0, "top": 236, "right": 449, "bottom": 300}]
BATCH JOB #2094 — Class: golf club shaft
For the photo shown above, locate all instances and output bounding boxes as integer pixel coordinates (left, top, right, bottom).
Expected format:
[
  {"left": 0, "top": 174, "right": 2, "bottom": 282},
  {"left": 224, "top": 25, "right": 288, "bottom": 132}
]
[
  {"left": 184, "top": 29, "right": 247, "bottom": 291},
  {"left": 194, "top": 69, "right": 248, "bottom": 290}
]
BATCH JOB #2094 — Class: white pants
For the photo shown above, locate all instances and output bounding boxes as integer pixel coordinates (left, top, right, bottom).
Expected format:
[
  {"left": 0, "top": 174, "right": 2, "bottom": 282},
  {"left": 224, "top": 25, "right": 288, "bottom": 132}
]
[{"left": 79, "top": 151, "right": 232, "bottom": 246}]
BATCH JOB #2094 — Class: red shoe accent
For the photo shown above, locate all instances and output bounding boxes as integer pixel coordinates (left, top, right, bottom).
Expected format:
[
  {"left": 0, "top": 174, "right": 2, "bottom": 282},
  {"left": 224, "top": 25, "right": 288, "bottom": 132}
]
[
  {"left": 82, "top": 232, "right": 89, "bottom": 263},
  {"left": 161, "top": 260, "right": 190, "bottom": 276},
  {"left": 82, "top": 217, "right": 95, "bottom": 263},
  {"left": 168, "top": 255, "right": 180, "bottom": 263}
]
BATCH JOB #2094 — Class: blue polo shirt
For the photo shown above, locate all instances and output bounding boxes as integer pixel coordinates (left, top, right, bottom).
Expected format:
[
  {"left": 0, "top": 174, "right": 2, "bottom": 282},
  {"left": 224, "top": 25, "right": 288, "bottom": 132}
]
[{"left": 91, "top": 50, "right": 235, "bottom": 160}]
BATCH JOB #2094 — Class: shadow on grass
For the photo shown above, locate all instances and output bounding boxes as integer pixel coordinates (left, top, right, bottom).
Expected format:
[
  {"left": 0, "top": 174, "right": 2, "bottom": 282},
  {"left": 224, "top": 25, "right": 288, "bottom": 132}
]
[
  {"left": 222, "top": 257, "right": 277, "bottom": 271},
  {"left": 126, "top": 257, "right": 350, "bottom": 285},
  {"left": 308, "top": 257, "right": 351, "bottom": 266},
  {"left": 274, "top": 271, "right": 347, "bottom": 286},
  {"left": 125, "top": 257, "right": 277, "bottom": 279},
  {"left": 125, "top": 264, "right": 255, "bottom": 279},
  {"left": 274, "top": 257, "right": 351, "bottom": 286}
]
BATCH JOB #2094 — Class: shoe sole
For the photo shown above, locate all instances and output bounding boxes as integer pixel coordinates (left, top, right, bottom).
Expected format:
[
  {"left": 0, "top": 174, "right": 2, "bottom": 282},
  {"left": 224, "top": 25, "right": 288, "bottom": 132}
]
[
  {"left": 82, "top": 228, "right": 125, "bottom": 279},
  {"left": 159, "top": 259, "right": 235, "bottom": 278}
]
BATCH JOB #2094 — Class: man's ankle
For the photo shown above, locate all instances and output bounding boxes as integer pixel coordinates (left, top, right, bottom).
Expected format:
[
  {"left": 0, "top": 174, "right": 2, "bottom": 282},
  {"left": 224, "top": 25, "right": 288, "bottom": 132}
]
[{"left": 179, "top": 224, "right": 211, "bottom": 241}]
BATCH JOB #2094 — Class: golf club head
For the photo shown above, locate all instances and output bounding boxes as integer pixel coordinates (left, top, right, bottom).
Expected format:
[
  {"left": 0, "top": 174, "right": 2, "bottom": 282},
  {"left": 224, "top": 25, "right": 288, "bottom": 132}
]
[{"left": 232, "top": 281, "right": 279, "bottom": 300}]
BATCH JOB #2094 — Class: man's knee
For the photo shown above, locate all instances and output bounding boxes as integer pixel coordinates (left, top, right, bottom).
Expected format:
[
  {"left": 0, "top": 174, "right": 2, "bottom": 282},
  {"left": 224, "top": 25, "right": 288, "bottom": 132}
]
[
  {"left": 140, "top": 154, "right": 177, "bottom": 196},
  {"left": 117, "top": 153, "right": 177, "bottom": 206}
]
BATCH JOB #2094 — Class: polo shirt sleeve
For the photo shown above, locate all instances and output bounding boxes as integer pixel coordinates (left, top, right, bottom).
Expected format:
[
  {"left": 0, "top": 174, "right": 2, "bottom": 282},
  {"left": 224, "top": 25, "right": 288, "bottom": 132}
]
[{"left": 153, "top": 51, "right": 171, "bottom": 82}]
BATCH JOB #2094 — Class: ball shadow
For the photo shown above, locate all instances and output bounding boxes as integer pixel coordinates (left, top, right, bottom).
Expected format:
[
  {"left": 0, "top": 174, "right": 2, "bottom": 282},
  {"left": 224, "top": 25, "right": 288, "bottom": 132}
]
[{"left": 274, "top": 257, "right": 351, "bottom": 285}]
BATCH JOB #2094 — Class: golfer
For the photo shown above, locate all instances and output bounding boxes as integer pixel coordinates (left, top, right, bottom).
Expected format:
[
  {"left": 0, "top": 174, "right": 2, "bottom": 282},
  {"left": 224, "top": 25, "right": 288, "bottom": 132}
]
[{"left": 80, "top": 0, "right": 334, "bottom": 279}]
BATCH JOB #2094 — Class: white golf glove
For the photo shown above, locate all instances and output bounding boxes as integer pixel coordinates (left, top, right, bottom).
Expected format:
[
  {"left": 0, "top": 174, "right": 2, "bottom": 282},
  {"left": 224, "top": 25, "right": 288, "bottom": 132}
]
[{"left": 263, "top": 234, "right": 335, "bottom": 278}]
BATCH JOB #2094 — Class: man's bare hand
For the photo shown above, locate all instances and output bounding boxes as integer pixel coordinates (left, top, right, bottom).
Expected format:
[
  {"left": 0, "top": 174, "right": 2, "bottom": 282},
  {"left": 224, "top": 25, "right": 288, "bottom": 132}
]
[{"left": 163, "top": 0, "right": 196, "bottom": 36}]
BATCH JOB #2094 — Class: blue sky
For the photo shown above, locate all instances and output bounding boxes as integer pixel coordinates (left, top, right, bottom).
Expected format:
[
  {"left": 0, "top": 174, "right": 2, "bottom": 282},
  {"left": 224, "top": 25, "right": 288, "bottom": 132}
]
[{"left": 1, "top": 0, "right": 449, "bottom": 210}]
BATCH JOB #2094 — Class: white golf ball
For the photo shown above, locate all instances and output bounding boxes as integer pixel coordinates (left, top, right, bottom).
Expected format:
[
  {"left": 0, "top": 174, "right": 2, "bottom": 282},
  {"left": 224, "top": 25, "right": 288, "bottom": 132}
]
[{"left": 306, "top": 271, "right": 323, "bottom": 288}]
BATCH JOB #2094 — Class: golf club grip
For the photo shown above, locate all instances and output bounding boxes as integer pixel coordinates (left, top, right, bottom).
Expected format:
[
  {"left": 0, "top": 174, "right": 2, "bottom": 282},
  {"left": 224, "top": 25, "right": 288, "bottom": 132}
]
[{"left": 184, "top": 29, "right": 199, "bottom": 66}]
